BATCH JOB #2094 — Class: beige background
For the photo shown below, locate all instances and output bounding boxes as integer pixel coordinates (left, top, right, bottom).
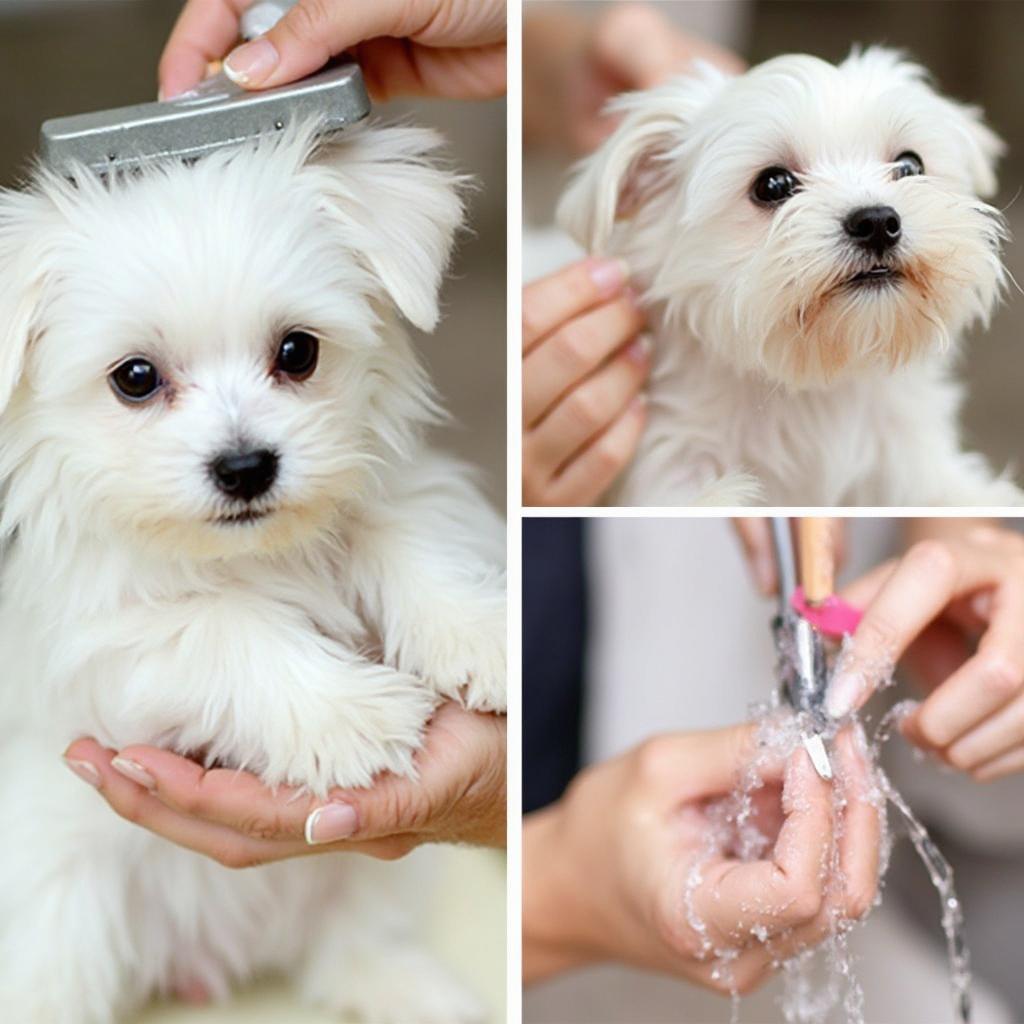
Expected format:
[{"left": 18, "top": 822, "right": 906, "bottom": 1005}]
[{"left": 0, "top": 2, "right": 506, "bottom": 1021}]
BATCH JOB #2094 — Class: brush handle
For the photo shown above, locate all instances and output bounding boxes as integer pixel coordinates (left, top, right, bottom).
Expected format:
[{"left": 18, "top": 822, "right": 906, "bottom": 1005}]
[{"left": 798, "top": 518, "right": 834, "bottom": 604}]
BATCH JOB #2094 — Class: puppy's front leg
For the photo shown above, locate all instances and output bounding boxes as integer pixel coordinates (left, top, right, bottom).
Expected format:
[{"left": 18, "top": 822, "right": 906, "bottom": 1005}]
[{"left": 349, "top": 458, "right": 507, "bottom": 713}]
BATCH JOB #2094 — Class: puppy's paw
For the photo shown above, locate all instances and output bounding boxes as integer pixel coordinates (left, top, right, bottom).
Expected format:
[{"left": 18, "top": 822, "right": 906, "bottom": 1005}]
[
  {"left": 308, "top": 943, "right": 485, "bottom": 1024},
  {"left": 398, "top": 600, "right": 507, "bottom": 713},
  {"left": 264, "top": 667, "right": 437, "bottom": 794}
]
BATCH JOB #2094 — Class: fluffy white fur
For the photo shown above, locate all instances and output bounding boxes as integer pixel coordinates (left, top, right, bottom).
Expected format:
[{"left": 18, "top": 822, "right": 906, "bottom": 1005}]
[
  {"left": 0, "top": 122, "right": 505, "bottom": 1022},
  {"left": 559, "top": 47, "right": 1023, "bottom": 506}
]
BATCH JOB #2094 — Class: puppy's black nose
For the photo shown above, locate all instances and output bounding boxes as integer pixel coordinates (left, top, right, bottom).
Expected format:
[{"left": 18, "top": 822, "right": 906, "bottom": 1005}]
[
  {"left": 843, "top": 205, "right": 902, "bottom": 255},
  {"left": 211, "top": 448, "right": 279, "bottom": 502}
]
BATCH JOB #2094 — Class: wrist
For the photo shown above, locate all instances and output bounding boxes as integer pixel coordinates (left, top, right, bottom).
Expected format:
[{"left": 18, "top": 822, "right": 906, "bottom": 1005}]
[{"left": 523, "top": 804, "right": 599, "bottom": 984}]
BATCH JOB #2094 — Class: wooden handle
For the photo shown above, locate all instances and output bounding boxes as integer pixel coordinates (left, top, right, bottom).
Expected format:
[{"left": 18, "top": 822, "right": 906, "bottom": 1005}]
[{"left": 798, "top": 518, "right": 834, "bottom": 604}]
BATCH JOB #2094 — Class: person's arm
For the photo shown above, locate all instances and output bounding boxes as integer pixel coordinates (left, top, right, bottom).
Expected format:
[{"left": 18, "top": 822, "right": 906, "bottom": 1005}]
[
  {"left": 159, "top": 0, "right": 506, "bottom": 101},
  {"left": 524, "top": 724, "right": 880, "bottom": 989},
  {"left": 63, "top": 702, "right": 504, "bottom": 867}
]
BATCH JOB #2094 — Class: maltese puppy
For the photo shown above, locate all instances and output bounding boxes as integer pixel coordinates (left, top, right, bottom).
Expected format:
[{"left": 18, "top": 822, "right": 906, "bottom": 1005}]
[
  {"left": 0, "top": 123, "right": 505, "bottom": 1023},
  {"left": 559, "top": 47, "right": 1022, "bottom": 505}
]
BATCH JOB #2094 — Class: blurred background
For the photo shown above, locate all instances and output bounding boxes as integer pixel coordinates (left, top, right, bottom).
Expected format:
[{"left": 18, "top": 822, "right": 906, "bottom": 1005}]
[
  {"left": 0, "top": 2, "right": 505, "bottom": 1021},
  {"left": 523, "top": 0, "right": 1024, "bottom": 479}
]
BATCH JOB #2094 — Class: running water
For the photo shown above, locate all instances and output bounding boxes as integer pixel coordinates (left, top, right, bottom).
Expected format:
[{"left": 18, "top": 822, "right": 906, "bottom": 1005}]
[{"left": 683, "top": 654, "right": 973, "bottom": 1023}]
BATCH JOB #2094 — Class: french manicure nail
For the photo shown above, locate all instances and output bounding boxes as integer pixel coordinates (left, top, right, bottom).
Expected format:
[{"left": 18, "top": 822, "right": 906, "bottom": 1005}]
[
  {"left": 64, "top": 758, "right": 101, "bottom": 789},
  {"left": 304, "top": 802, "right": 358, "bottom": 845},
  {"left": 826, "top": 672, "right": 865, "bottom": 719},
  {"left": 625, "top": 335, "right": 652, "bottom": 366},
  {"left": 224, "top": 37, "right": 279, "bottom": 87},
  {"left": 111, "top": 756, "right": 156, "bottom": 791},
  {"left": 587, "top": 257, "right": 629, "bottom": 298}
]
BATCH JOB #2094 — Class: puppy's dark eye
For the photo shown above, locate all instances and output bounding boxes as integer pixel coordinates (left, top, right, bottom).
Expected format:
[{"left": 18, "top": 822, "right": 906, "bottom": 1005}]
[
  {"left": 108, "top": 357, "right": 163, "bottom": 403},
  {"left": 893, "top": 151, "right": 925, "bottom": 179},
  {"left": 752, "top": 166, "right": 800, "bottom": 206},
  {"left": 275, "top": 331, "right": 319, "bottom": 381}
]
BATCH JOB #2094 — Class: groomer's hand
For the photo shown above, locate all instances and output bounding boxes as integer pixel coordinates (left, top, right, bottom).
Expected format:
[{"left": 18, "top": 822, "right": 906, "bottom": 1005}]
[
  {"left": 524, "top": 3, "right": 743, "bottom": 153},
  {"left": 524, "top": 723, "right": 880, "bottom": 987},
  {"left": 62, "top": 702, "right": 505, "bottom": 867},
  {"left": 831, "top": 520, "right": 1024, "bottom": 781},
  {"left": 159, "top": 0, "right": 506, "bottom": 101},
  {"left": 523, "top": 259, "right": 649, "bottom": 505}
]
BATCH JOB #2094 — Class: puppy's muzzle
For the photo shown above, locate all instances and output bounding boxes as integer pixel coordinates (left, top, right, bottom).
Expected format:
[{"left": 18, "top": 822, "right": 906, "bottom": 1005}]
[
  {"left": 210, "top": 448, "right": 279, "bottom": 502},
  {"left": 843, "top": 205, "right": 901, "bottom": 256}
]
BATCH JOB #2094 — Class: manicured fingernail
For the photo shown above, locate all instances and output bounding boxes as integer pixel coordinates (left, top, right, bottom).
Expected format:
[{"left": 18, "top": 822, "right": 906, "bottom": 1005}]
[
  {"left": 224, "top": 37, "right": 279, "bottom": 86},
  {"left": 304, "top": 802, "right": 358, "bottom": 845},
  {"left": 64, "top": 758, "right": 100, "bottom": 789},
  {"left": 625, "top": 335, "right": 652, "bottom": 366},
  {"left": 111, "top": 756, "right": 156, "bottom": 791},
  {"left": 587, "top": 257, "right": 629, "bottom": 298},
  {"left": 826, "top": 672, "right": 864, "bottom": 719}
]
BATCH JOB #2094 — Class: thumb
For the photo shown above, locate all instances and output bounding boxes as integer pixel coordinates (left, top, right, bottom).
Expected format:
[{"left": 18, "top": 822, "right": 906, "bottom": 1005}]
[
  {"left": 650, "top": 723, "right": 762, "bottom": 807},
  {"left": 223, "top": 0, "right": 434, "bottom": 90}
]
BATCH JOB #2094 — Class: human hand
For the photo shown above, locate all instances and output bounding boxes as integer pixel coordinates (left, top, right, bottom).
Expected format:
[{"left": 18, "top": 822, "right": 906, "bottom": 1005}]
[
  {"left": 731, "top": 518, "right": 847, "bottom": 597},
  {"left": 159, "top": 0, "right": 506, "bottom": 101},
  {"left": 524, "top": 3, "right": 743, "bottom": 154},
  {"left": 522, "top": 258, "right": 649, "bottom": 506},
  {"left": 830, "top": 522, "right": 1024, "bottom": 781},
  {"left": 62, "top": 702, "right": 505, "bottom": 868},
  {"left": 523, "top": 723, "right": 880, "bottom": 990}
]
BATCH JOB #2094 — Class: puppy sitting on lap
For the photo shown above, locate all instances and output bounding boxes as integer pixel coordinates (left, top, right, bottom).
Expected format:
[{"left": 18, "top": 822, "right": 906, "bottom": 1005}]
[
  {"left": 560, "top": 47, "right": 1022, "bottom": 506},
  {"left": 0, "top": 123, "right": 504, "bottom": 1023}
]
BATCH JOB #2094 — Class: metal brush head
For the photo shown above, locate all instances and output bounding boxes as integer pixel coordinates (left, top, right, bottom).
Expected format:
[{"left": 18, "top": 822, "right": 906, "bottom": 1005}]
[{"left": 39, "top": 59, "right": 370, "bottom": 177}]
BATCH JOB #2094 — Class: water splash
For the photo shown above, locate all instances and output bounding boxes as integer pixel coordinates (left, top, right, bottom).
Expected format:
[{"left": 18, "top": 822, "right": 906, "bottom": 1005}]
[{"left": 682, "top": 676, "right": 972, "bottom": 1022}]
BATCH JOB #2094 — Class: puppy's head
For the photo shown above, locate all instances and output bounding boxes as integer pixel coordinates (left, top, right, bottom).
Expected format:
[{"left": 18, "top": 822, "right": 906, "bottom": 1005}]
[
  {"left": 559, "top": 47, "right": 1006, "bottom": 388},
  {"left": 0, "top": 123, "right": 463, "bottom": 558}
]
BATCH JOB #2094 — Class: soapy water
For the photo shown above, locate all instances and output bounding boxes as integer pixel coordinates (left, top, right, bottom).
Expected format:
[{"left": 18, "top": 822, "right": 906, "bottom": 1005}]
[{"left": 682, "top": 647, "right": 972, "bottom": 1024}]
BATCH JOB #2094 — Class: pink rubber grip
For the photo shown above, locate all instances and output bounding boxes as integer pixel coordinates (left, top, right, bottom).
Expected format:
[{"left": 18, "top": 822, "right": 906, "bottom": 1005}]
[{"left": 791, "top": 586, "right": 863, "bottom": 638}]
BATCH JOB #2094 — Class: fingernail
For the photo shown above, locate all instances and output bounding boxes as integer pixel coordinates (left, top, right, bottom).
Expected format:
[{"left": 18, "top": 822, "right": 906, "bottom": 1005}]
[
  {"left": 224, "top": 37, "right": 279, "bottom": 87},
  {"left": 64, "top": 758, "right": 100, "bottom": 789},
  {"left": 157, "top": 87, "right": 167, "bottom": 102},
  {"left": 587, "top": 257, "right": 629, "bottom": 298},
  {"left": 304, "top": 802, "right": 358, "bottom": 846},
  {"left": 111, "top": 756, "right": 156, "bottom": 791},
  {"left": 625, "top": 335, "right": 652, "bottom": 366},
  {"left": 630, "top": 392, "right": 647, "bottom": 414},
  {"left": 971, "top": 591, "right": 993, "bottom": 620},
  {"left": 826, "top": 672, "right": 865, "bottom": 719}
]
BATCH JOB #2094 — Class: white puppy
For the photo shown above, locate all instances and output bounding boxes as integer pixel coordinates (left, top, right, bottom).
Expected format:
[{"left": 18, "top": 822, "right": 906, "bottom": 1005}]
[
  {"left": 559, "top": 47, "right": 1022, "bottom": 506},
  {"left": 0, "top": 123, "right": 505, "bottom": 1023}
]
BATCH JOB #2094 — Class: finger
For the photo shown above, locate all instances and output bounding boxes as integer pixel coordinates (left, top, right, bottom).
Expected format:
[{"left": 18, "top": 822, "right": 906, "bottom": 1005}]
[
  {"left": 158, "top": 0, "right": 249, "bottom": 99},
  {"left": 695, "top": 749, "right": 832, "bottom": 943},
  {"left": 972, "top": 745, "right": 1024, "bottom": 782},
  {"left": 832, "top": 728, "right": 881, "bottom": 921},
  {"left": 945, "top": 693, "right": 1024, "bottom": 772},
  {"left": 911, "top": 577, "right": 1024, "bottom": 749},
  {"left": 109, "top": 743, "right": 326, "bottom": 843},
  {"left": 524, "top": 294, "right": 645, "bottom": 428},
  {"left": 523, "top": 259, "right": 631, "bottom": 356},
  {"left": 63, "top": 740, "right": 307, "bottom": 867},
  {"left": 901, "top": 619, "right": 974, "bottom": 695},
  {"left": 222, "top": 0, "right": 501, "bottom": 91},
  {"left": 528, "top": 333, "right": 649, "bottom": 472},
  {"left": 828, "top": 541, "right": 970, "bottom": 717},
  {"left": 538, "top": 395, "right": 646, "bottom": 505},
  {"left": 732, "top": 518, "right": 777, "bottom": 596}
]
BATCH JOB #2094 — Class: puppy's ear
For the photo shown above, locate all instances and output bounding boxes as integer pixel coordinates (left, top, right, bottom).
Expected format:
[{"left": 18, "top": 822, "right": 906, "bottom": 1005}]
[
  {"left": 0, "top": 189, "right": 56, "bottom": 414},
  {"left": 946, "top": 101, "right": 1003, "bottom": 198},
  {"left": 308, "top": 126, "right": 465, "bottom": 332},
  {"left": 558, "top": 65, "right": 728, "bottom": 253}
]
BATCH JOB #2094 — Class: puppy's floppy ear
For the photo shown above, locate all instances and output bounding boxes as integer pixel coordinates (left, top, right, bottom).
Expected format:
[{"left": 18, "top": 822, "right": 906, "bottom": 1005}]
[
  {"left": 308, "top": 126, "right": 466, "bottom": 332},
  {"left": 945, "top": 100, "right": 1003, "bottom": 198},
  {"left": 557, "top": 64, "right": 728, "bottom": 253},
  {"left": 0, "top": 188, "right": 57, "bottom": 414}
]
